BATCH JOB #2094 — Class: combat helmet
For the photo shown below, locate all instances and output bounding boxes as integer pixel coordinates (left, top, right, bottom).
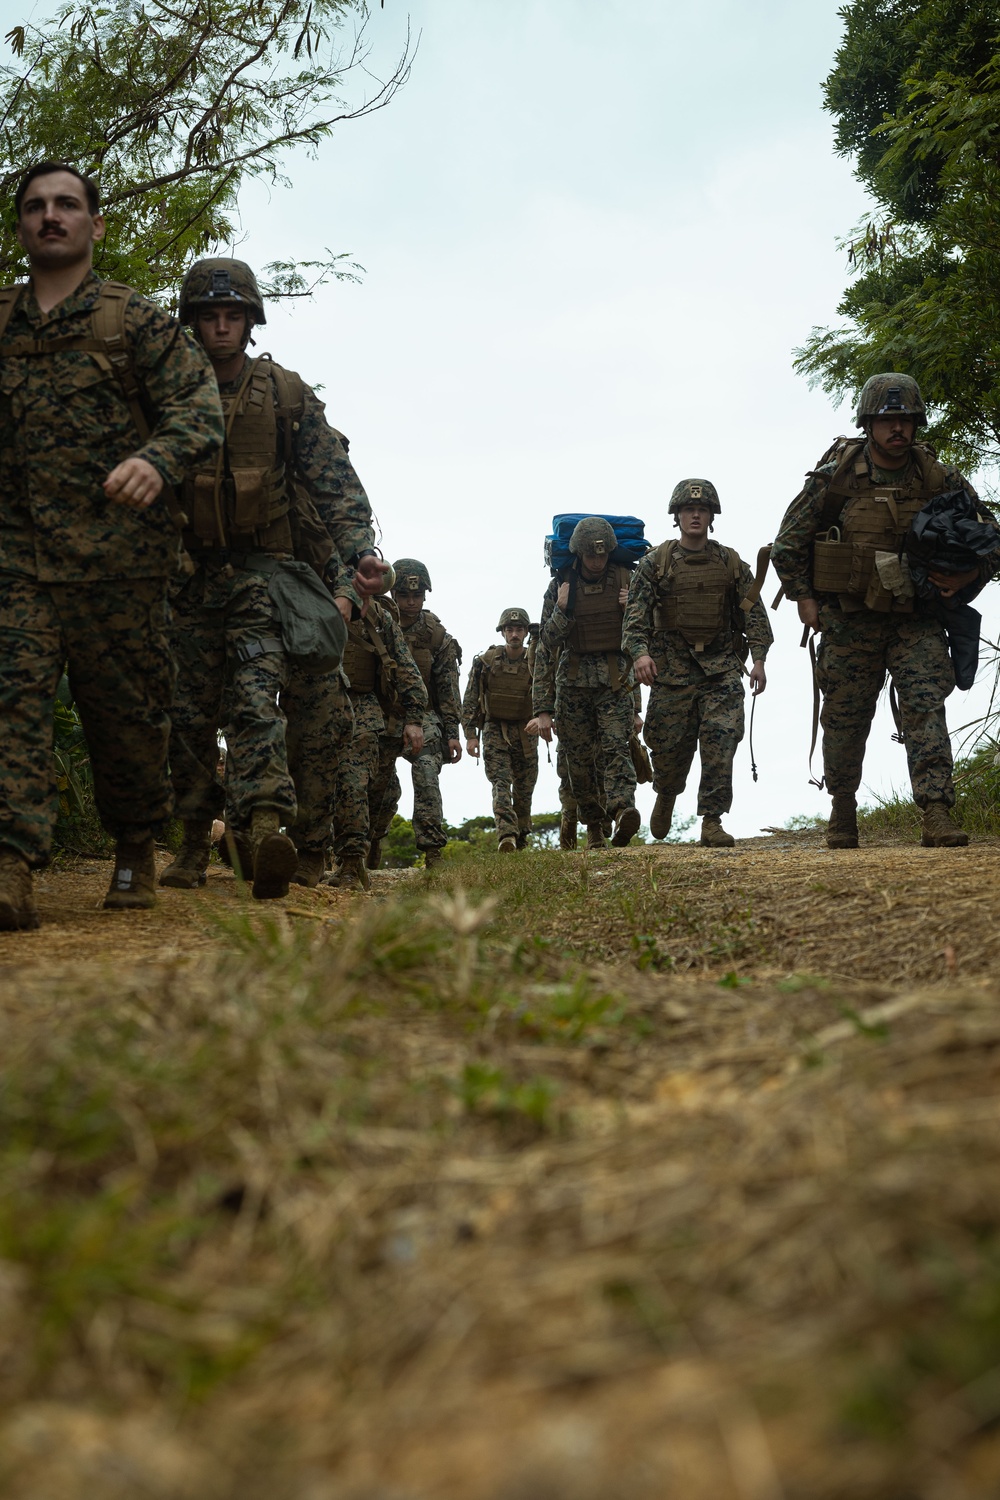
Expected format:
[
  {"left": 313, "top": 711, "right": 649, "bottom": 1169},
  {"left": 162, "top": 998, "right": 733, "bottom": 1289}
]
[
  {"left": 496, "top": 606, "right": 531, "bottom": 632},
  {"left": 179, "top": 258, "right": 267, "bottom": 326},
  {"left": 855, "top": 373, "right": 927, "bottom": 428},
  {"left": 392, "top": 558, "right": 432, "bottom": 593},
  {"left": 569, "top": 517, "right": 617, "bottom": 559},
  {"left": 668, "top": 478, "right": 721, "bottom": 515}
]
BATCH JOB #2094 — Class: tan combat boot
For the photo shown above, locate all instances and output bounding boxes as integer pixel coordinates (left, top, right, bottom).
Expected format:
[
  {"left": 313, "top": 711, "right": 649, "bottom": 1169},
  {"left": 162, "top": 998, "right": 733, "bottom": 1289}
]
[
  {"left": 366, "top": 837, "right": 383, "bottom": 871},
  {"left": 827, "top": 793, "right": 858, "bottom": 850},
  {"left": 327, "top": 856, "right": 371, "bottom": 891},
  {"left": 103, "top": 831, "right": 157, "bottom": 910},
  {"left": 921, "top": 801, "right": 969, "bottom": 848},
  {"left": 559, "top": 813, "right": 577, "bottom": 850},
  {"left": 249, "top": 809, "right": 298, "bottom": 901},
  {"left": 498, "top": 836, "right": 516, "bottom": 854},
  {"left": 649, "top": 793, "right": 675, "bottom": 841},
  {"left": 0, "top": 847, "right": 40, "bottom": 931},
  {"left": 291, "top": 847, "right": 326, "bottom": 887},
  {"left": 611, "top": 806, "right": 641, "bottom": 847},
  {"left": 160, "top": 820, "right": 213, "bottom": 889},
  {"left": 586, "top": 824, "right": 606, "bottom": 850},
  {"left": 700, "top": 815, "right": 735, "bottom": 848}
]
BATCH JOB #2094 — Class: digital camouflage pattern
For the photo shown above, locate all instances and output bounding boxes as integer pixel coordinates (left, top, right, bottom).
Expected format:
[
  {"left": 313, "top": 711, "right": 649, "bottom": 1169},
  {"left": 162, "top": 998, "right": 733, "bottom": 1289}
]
[
  {"left": 405, "top": 609, "right": 462, "bottom": 739},
  {"left": 855, "top": 372, "right": 926, "bottom": 426},
  {"left": 392, "top": 558, "right": 432, "bottom": 592},
  {"left": 496, "top": 606, "right": 531, "bottom": 631},
  {"left": 0, "top": 575, "right": 175, "bottom": 866},
  {"left": 283, "top": 668, "right": 354, "bottom": 853},
  {"left": 668, "top": 477, "right": 721, "bottom": 515},
  {"left": 0, "top": 272, "right": 224, "bottom": 582},
  {"left": 179, "top": 259, "right": 266, "bottom": 325},
  {"left": 481, "top": 722, "right": 537, "bottom": 843},
  {"left": 370, "top": 726, "right": 448, "bottom": 854},
  {"left": 568, "top": 517, "right": 616, "bottom": 558}
]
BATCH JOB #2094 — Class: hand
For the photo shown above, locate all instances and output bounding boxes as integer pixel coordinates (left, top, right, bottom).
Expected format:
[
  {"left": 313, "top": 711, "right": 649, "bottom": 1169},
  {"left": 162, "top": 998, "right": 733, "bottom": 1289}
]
[
  {"left": 403, "top": 722, "right": 424, "bottom": 756},
  {"left": 633, "top": 713, "right": 643, "bottom": 734},
  {"left": 334, "top": 595, "right": 352, "bottom": 627},
  {"left": 749, "top": 660, "right": 767, "bottom": 695},
  {"left": 526, "top": 713, "right": 553, "bottom": 743},
  {"left": 446, "top": 738, "right": 463, "bottom": 764},
  {"left": 103, "top": 456, "right": 164, "bottom": 510},
  {"left": 466, "top": 736, "right": 480, "bottom": 759},
  {"left": 797, "top": 598, "right": 820, "bottom": 632},
  {"left": 928, "top": 566, "right": 979, "bottom": 598},
  {"left": 619, "top": 586, "right": 629, "bottom": 606},
  {"left": 556, "top": 582, "right": 570, "bottom": 611},
  {"left": 634, "top": 654, "right": 657, "bottom": 687},
  {"left": 355, "top": 555, "right": 392, "bottom": 598}
]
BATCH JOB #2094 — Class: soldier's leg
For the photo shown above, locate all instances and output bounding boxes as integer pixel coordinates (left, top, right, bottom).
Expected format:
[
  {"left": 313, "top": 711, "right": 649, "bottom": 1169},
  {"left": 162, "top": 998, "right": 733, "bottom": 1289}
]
[
  {"left": 223, "top": 573, "right": 295, "bottom": 831},
  {"left": 815, "top": 609, "right": 887, "bottom": 797},
  {"left": 512, "top": 736, "right": 539, "bottom": 845},
  {"left": 168, "top": 570, "right": 227, "bottom": 823},
  {"left": 555, "top": 742, "right": 578, "bottom": 848},
  {"left": 368, "top": 732, "right": 403, "bottom": 840},
  {"left": 0, "top": 575, "right": 64, "bottom": 867},
  {"left": 331, "top": 695, "right": 382, "bottom": 861},
  {"left": 61, "top": 579, "right": 176, "bottom": 838},
  {"left": 596, "top": 686, "right": 638, "bottom": 819},
  {"left": 887, "top": 617, "right": 957, "bottom": 806},
  {"left": 483, "top": 724, "right": 517, "bottom": 843},
  {"left": 695, "top": 673, "right": 745, "bottom": 815},
  {"left": 643, "top": 683, "right": 699, "bottom": 797},
  {"left": 283, "top": 667, "right": 355, "bottom": 853},
  {"left": 408, "top": 730, "right": 447, "bottom": 853},
  {"left": 556, "top": 685, "right": 605, "bottom": 826}
]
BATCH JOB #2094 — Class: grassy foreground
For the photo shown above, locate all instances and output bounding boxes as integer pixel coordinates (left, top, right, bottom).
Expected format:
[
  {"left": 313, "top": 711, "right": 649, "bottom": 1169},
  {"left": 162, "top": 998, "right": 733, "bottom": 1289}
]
[{"left": 1, "top": 839, "right": 1000, "bottom": 1497}]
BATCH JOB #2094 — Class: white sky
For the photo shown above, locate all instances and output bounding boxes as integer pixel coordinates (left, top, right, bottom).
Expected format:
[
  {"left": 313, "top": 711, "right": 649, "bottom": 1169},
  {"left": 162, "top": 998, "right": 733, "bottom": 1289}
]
[{"left": 6, "top": 0, "right": 999, "bottom": 836}]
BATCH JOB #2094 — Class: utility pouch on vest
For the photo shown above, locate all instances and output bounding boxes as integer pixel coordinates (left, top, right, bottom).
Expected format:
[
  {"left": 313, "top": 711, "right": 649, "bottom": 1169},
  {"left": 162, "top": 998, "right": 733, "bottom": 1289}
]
[
  {"left": 870, "top": 550, "right": 915, "bottom": 613},
  {"left": 252, "top": 556, "right": 346, "bottom": 675},
  {"left": 232, "top": 466, "right": 273, "bottom": 531},
  {"left": 812, "top": 529, "right": 854, "bottom": 592},
  {"left": 190, "top": 474, "right": 223, "bottom": 542}
]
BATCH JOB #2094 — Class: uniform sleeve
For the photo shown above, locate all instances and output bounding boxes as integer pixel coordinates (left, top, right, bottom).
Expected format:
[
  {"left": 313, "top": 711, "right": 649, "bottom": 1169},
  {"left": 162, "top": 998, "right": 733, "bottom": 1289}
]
[
  {"left": 738, "top": 559, "right": 774, "bottom": 660},
  {"left": 770, "top": 468, "right": 835, "bottom": 602},
  {"left": 621, "top": 555, "right": 657, "bottom": 661},
  {"left": 126, "top": 301, "right": 224, "bottom": 484},
  {"left": 531, "top": 637, "right": 557, "bottom": 715},
  {"left": 293, "top": 385, "right": 376, "bottom": 567},
  {"left": 383, "top": 611, "right": 429, "bottom": 722},
  {"left": 461, "top": 656, "right": 485, "bottom": 737},
  {"left": 539, "top": 575, "right": 573, "bottom": 648},
  {"left": 432, "top": 633, "right": 463, "bottom": 741}
]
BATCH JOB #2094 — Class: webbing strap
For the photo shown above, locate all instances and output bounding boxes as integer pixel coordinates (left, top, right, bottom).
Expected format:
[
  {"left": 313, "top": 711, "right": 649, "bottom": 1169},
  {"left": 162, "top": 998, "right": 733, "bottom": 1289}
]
[
  {"left": 888, "top": 681, "right": 906, "bottom": 745},
  {"left": 748, "top": 690, "right": 759, "bottom": 784},
  {"left": 740, "top": 544, "right": 772, "bottom": 614},
  {"left": 806, "top": 628, "right": 825, "bottom": 790}
]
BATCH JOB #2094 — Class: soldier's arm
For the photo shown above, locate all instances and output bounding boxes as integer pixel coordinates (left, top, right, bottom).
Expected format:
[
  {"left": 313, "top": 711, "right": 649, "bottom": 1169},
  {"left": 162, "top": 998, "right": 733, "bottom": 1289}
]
[
  {"left": 432, "top": 636, "right": 463, "bottom": 742},
  {"left": 461, "top": 656, "right": 484, "bottom": 738},
  {"left": 739, "top": 559, "right": 774, "bottom": 660},
  {"left": 531, "top": 638, "right": 557, "bottom": 716},
  {"left": 539, "top": 576, "right": 572, "bottom": 648},
  {"left": 770, "top": 471, "right": 832, "bottom": 602},
  {"left": 383, "top": 613, "right": 429, "bottom": 720},
  {"left": 621, "top": 557, "right": 656, "bottom": 661},
  {"left": 126, "top": 300, "right": 225, "bottom": 483},
  {"left": 293, "top": 386, "right": 376, "bottom": 566}
]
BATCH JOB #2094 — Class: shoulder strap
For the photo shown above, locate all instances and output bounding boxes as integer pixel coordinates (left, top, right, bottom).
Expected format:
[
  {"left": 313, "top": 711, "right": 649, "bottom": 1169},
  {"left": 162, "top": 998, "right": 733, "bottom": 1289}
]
[
  {"left": 90, "top": 282, "right": 150, "bottom": 440},
  {"left": 268, "top": 361, "right": 306, "bottom": 465},
  {"left": 740, "top": 545, "right": 773, "bottom": 615},
  {"left": 653, "top": 538, "right": 677, "bottom": 582}
]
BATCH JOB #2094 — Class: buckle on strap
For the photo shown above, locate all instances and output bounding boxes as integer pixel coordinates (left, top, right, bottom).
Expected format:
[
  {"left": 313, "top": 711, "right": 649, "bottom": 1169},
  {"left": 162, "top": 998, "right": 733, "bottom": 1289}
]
[{"left": 236, "top": 635, "right": 283, "bottom": 663}]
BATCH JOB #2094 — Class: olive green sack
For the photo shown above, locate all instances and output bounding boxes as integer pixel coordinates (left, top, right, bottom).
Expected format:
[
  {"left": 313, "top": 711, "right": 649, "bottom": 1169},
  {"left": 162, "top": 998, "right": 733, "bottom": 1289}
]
[{"left": 251, "top": 555, "right": 347, "bottom": 675}]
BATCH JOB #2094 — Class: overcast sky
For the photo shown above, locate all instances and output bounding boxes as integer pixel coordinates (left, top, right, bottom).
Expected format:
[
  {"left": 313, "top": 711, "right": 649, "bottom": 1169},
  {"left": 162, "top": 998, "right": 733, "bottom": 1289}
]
[{"left": 6, "top": 0, "right": 999, "bottom": 836}]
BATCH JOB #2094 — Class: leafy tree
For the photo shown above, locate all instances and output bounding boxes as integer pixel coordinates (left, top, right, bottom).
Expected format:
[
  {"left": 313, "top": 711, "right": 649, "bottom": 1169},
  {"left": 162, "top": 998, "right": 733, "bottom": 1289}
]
[
  {"left": 0, "top": 0, "right": 413, "bottom": 303},
  {"left": 796, "top": 0, "right": 1000, "bottom": 474}
]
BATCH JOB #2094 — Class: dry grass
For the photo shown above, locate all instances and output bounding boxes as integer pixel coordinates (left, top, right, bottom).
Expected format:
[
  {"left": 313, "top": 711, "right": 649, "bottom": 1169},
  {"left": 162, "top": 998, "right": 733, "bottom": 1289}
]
[{"left": 0, "top": 842, "right": 999, "bottom": 1497}]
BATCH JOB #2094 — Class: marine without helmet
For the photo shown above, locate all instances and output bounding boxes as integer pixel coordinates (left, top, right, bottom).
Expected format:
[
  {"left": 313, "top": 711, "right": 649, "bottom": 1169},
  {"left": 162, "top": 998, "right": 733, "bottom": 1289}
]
[
  {"left": 179, "top": 258, "right": 267, "bottom": 326},
  {"left": 391, "top": 558, "right": 432, "bottom": 593},
  {"left": 496, "top": 606, "right": 531, "bottom": 632},
  {"left": 856, "top": 373, "right": 927, "bottom": 428},
  {"left": 668, "top": 478, "right": 721, "bottom": 515},
  {"left": 568, "top": 517, "right": 617, "bottom": 559}
]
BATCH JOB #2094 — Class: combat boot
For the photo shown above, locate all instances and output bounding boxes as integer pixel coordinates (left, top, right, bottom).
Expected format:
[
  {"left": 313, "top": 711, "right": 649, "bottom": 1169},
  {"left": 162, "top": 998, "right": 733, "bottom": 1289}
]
[
  {"left": 827, "top": 793, "right": 858, "bottom": 850},
  {"left": 291, "top": 847, "right": 326, "bottom": 887},
  {"left": 515, "top": 831, "right": 529, "bottom": 850},
  {"left": 103, "top": 831, "right": 157, "bottom": 910},
  {"left": 423, "top": 848, "right": 442, "bottom": 870},
  {"left": 611, "top": 806, "right": 641, "bottom": 847},
  {"left": 921, "top": 801, "right": 969, "bottom": 848},
  {"left": 249, "top": 809, "right": 298, "bottom": 901},
  {"left": 649, "top": 793, "right": 675, "bottom": 841},
  {"left": 559, "top": 814, "right": 577, "bottom": 850},
  {"left": 700, "top": 815, "right": 735, "bottom": 848},
  {"left": 0, "top": 847, "right": 39, "bottom": 931},
  {"left": 366, "top": 837, "right": 383, "bottom": 871},
  {"left": 328, "top": 856, "right": 371, "bottom": 891},
  {"left": 586, "top": 824, "right": 606, "bottom": 850},
  {"left": 498, "top": 836, "right": 516, "bottom": 854},
  {"left": 160, "top": 820, "right": 213, "bottom": 889}
]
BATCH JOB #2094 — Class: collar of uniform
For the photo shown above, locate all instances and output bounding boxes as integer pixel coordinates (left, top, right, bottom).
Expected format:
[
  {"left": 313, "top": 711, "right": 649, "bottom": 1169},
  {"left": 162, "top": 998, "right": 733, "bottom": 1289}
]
[
  {"left": 864, "top": 442, "right": 918, "bottom": 486},
  {"left": 20, "top": 268, "right": 101, "bottom": 328},
  {"left": 217, "top": 354, "right": 253, "bottom": 395}
]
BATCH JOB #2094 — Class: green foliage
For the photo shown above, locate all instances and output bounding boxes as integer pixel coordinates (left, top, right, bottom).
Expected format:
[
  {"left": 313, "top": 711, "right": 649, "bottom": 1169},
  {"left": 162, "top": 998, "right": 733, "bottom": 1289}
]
[
  {"left": 383, "top": 814, "right": 419, "bottom": 868},
  {"left": 799, "top": 0, "right": 1000, "bottom": 473},
  {"left": 52, "top": 688, "right": 112, "bottom": 856},
  {"left": 857, "top": 740, "right": 1000, "bottom": 838},
  {"left": 0, "top": 0, "right": 413, "bottom": 303}
]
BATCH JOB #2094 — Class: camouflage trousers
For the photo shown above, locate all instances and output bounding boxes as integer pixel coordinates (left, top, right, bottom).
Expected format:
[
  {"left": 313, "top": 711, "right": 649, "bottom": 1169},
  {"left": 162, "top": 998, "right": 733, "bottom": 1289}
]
[
  {"left": 816, "top": 605, "right": 956, "bottom": 807},
  {"left": 554, "top": 683, "right": 636, "bottom": 827},
  {"left": 483, "top": 721, "right": 538, "bottom": 842},
  {"left": 370, "top": 723, "right": 448, "bottom": 852},
  {"left": 557, "top": 741, "right": 606, "bottom": 822},
  {"left": 643, "top": 670, "right": 745, "bottom": 816},
  {"left": 283, "top": 670, "right": 354, "bottom": 852},
  {"left": 332, "top": 693, "right": 382, "bottom": 859},
  {"left": 0, "top": 573, "right": 175, "bottom": 866}
]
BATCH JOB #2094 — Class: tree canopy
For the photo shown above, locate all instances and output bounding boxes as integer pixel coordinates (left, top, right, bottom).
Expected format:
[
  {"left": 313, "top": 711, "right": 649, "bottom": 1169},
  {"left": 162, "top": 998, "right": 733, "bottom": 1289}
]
[
  {"left": 0, "top": 0, "right": 413, "bottom": 304},
  {"left": 797, "top": 0, "right": 1000, "bottom": 475}
]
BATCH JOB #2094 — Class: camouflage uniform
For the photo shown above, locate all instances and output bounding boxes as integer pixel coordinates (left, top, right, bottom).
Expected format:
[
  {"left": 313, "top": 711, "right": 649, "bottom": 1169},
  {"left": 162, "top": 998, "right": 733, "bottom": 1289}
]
[
  {"left": 371, "top": 610, "right": 462, "bottom": 855},
  {"left": 462, "top": 645, "right": 538, "bottom": 845},
  {"left": 771, "top": 442, "right": 981, "bottom": 808},
  {"left": 334, "top": 603, "right": 427, "bottom": 861},
  {"left": 623, "top": 540, "right": 772, "bottom": 815},
  {"left": 0, "top": 271, "right": 223, "bottom": 866}
]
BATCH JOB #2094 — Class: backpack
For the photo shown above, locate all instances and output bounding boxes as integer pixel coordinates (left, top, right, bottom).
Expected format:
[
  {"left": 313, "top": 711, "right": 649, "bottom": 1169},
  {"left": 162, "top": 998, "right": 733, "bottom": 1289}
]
[{"left": 544, "top": 513, "right": 649, "bottom": 572}]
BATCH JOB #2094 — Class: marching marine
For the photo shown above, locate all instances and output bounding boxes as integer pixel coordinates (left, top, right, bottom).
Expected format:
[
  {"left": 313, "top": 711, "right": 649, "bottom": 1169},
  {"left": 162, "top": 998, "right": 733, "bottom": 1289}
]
[
  {"left": 162, "top": 257, "right": 387, "bottom": 899},
  {"left": 623, "top": 478, "right": 771, "bottom": 846},
  {"left": 771, "top": 373, "right": 995, "bottom": 849},
  {"left": 462, "top": 607, "right": 539, "bottom": 852},
  {"left": 531, "top": 518, "right": 640, "bottom": 849},
  {"left": 368, "top": 559, "right": 463, "bottom": 869}
]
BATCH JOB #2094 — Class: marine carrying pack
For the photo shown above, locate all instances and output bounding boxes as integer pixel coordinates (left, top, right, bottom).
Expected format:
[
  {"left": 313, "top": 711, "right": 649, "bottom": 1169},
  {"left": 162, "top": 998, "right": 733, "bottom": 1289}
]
[{"left": 545, "top": 514, "right": 649, "bottom": 573}]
